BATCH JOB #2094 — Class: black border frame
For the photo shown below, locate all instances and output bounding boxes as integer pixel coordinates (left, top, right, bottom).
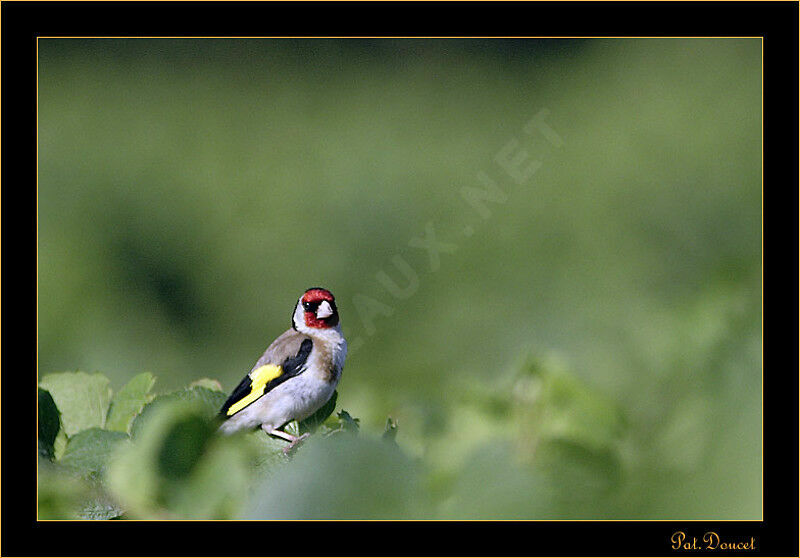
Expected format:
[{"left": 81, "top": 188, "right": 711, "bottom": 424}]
[{"left": 4, "top": 1, "right": 797, "bottom": 556}]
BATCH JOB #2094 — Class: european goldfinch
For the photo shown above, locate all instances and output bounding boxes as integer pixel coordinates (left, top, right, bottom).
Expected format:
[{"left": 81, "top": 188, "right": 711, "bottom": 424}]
[{"left": 218, "top": 288, "right": 347, "bottom": 452}]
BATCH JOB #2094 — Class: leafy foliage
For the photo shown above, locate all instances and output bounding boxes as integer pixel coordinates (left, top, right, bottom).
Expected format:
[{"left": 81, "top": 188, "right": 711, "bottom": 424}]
[
  {"left": 38, "top": 459, "right": 91, "bottom": 520},
  {"left": 106, "top": 372, "right": 156, "bottom": 433},
  {"left": 38, "top": 371, "right": 359, "bottom": 519},
  {"left": 37, "top": 356, "right": 637, "bottom": 519},
  {"left": 324, "top": 410, "right": 361, "bottom": 437},
  {"left": 39, "top": 372, "right": 112, "bottom": 435},
  {"left": 60, "top": 428, "right": 130, "bottom": 479},
  {"left": 39, "top": 323, "right": 756, "bottom": 519},
  {"left": 130, "top": 385, "right": 226, "bottom": 438},
  {"left": 107, "top": 399, "right": 244, "bottom": 518}
]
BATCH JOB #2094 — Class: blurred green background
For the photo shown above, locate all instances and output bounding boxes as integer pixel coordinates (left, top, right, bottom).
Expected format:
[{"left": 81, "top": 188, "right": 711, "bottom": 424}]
[{"left": 38, "top": 38, "right": 761, "bottom": 519}]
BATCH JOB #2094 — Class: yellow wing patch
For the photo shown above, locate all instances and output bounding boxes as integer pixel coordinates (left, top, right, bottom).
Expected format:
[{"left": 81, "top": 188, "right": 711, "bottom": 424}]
[{"left": 226, "top": 364, "right": 283, "bottom": 416}]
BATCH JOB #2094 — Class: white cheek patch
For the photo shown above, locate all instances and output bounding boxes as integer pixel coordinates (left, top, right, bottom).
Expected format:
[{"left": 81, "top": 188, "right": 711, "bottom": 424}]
[{"left": 316, "top": 300, "right": 334, "bottom": 319}]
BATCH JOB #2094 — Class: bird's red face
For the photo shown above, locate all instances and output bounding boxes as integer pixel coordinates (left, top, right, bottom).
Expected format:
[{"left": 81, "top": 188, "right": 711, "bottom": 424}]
[{"left": 300, "top": 288, "right": 339, "bottom": 329}]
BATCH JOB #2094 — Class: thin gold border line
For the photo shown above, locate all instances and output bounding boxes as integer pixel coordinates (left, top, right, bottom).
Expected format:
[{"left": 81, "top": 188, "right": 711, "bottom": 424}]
[
  {"left": 34, "top": 35, "right": 766, "bottom": 523},
  {"left": 37, "top": 35, "right": 766, "bottom": 38},
  {"left": 761, "top": 32, "right": 765, "bottom": 524}
]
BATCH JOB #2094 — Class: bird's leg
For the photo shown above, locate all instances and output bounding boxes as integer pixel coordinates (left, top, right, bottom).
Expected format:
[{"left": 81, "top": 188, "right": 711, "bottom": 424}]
[
  {"left": 279, "top": 431, "right": 310, "bottom": 455},
  {"left": 263, "top": 425, "right": 310, "bottom": 455}
]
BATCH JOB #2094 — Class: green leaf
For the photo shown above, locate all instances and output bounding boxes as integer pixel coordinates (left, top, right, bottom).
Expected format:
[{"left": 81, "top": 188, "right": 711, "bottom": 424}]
[
  {"left": 157, "top": 415, "right": 216, "bottom": 479},
  {"left": 76, "top": 476, "right": 126, "bottom": 520},
  {"left": 38, "top": 459, "right": 88, "bottom": 520},
  {"left": 243, "top": 430, "right": 290, "bottom": 475},
  {"left": 38, "top": 457, "right": 124, "bottom": 520},
  {"left": 39, "top": 372, "right": 112, "bottom": 436},
  {"left": 168, "top": 436, "right": 252, "bottom": 519},
  {"left": 535, "top": 438, "right": 622, "bottom": 496},
  {"left": 60, "top": 428, "right": 130, "bottom": 479},
  {"left": 513, "top": 354, "right": 626, "bottom": 457},
  {"left": 337, "top": 410, "right": 360, "bottom": 434},
  {"left": 509, "top": 353, "right": 627, "bottom": 500},
  {"left": 78, "top": 497, "right": 125, "bottom": 520},
  {"left": 53, "top": 428, "right": 68, "bottom": 461},
  {"left": 107, "top": 398, "right": 250, "bottom": 519},
  {"left": 106, "top": 372, "right": 156, "bottom": 433},
  {"left": 318, "top": 407, "right": 361, "bottom": 438},
  {"left": 189, "top": 378, "right": 224, "bottom": 391},
  {"left": 38, "top": 388, "right": 61, "bottom": 459},
  {"left": 131, "top": 386, "right": 227, "bottom": 438}
]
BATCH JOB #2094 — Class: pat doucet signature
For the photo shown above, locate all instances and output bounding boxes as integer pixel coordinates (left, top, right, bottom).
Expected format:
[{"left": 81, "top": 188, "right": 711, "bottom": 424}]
[{"left": 671, "top": 531, "right": 756, "bottom": 551}]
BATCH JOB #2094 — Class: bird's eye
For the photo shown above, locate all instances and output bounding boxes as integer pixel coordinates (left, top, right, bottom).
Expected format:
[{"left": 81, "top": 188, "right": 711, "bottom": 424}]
[{"left": 302, "top": 301, "right": 314, "bottom": 311}]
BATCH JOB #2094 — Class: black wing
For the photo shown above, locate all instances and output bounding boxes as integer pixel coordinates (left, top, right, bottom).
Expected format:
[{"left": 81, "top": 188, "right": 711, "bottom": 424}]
[{"left": 219, "top": 338, "right": 313, "bottom": 417}]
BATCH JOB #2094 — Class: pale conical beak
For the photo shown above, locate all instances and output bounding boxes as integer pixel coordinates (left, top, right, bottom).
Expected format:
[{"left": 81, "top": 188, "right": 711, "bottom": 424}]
[{"left": 316, "top": 300, "right": 334, "bottom": 319}]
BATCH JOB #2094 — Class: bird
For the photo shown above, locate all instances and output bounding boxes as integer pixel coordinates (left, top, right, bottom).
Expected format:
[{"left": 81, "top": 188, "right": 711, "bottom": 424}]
[{"left": 218, "top": 287, "right": 347, "bottom": 453}]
